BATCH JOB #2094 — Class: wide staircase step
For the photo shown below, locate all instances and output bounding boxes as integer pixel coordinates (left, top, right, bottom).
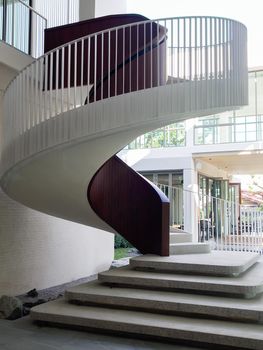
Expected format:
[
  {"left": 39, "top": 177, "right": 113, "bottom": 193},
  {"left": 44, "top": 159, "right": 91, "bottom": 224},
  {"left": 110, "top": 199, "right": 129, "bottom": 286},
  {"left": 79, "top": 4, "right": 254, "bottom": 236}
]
[
  {"left": 169, "top": 232, "right": 193, "bottom": 244},
  {"left": 30, "top": 251, "right": 263, "bottom": 349},
  {"left": 130, "top": 251, "right": 260, "bottom": 276},
  {"left": 65, "top": 280, "right": 263, "bottom": 323},
  {"left": 169, "top": 242, "right": 211, "bottom": 255},
  {"left": 31, "top": 298, "right": 263, "bottom": 349},
  {"left": 98, "top": 262, "right": 263, "bottom": 298}
]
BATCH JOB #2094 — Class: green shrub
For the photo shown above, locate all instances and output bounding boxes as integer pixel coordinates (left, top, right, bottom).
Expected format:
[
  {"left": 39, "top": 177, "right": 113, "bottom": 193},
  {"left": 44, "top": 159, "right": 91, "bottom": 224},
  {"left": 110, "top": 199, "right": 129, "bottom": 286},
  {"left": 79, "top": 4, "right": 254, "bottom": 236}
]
[{"left": 114, "top": 234, "right": 132, "bottom": 249}]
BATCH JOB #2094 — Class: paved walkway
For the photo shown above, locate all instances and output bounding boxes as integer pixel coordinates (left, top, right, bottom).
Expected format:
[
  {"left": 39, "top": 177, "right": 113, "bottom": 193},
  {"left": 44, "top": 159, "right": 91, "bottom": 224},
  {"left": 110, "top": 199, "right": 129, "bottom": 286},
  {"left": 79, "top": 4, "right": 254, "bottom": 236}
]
[{"left": 0, "top": 317, "right": 205, "bottom": 350}]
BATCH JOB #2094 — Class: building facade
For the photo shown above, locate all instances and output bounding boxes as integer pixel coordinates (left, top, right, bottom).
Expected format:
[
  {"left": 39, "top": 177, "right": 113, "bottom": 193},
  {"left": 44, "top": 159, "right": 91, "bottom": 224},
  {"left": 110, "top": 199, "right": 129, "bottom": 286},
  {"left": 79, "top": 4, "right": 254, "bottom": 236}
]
[{"left": 119, "top": 68, "right": 263, "bottom": 242}]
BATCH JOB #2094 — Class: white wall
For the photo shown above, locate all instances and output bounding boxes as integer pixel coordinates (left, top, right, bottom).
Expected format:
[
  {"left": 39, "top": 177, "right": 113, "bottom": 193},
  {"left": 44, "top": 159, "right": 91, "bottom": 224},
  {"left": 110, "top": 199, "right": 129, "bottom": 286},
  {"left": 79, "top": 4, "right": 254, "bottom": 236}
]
[
  {"left": 79, "top": 0, "right": 127, "bottom": 21},
  {"left": 34, "top": 0, "right": 79, "bottom": 27},
  {"left": 0, "top": 189, "right": 113, "bottom": 296},
  {"left": 95, "top": 0, "right": 127, "bottom": 17}
]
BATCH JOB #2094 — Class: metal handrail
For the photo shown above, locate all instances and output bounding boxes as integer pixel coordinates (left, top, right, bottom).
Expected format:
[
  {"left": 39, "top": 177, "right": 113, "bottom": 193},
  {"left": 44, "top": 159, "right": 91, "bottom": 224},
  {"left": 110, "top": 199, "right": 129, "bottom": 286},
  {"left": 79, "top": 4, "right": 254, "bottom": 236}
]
[
  {"left": 1, "top": 16, "right": 248, "bottom": 179},
  {"left": 18, "top": 0, "right": 47, "bottom": 23}
]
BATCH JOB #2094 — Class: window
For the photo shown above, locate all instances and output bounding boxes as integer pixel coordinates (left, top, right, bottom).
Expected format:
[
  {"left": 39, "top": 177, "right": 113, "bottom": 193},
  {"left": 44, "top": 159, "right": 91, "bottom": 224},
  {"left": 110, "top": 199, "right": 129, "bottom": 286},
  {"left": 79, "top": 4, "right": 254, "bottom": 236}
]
[
  {"left": 1, "top": 0, "right": 31, "bottom": 54},
  {"left": 127, "top": 122, "right": 186, "bottom": 149}
]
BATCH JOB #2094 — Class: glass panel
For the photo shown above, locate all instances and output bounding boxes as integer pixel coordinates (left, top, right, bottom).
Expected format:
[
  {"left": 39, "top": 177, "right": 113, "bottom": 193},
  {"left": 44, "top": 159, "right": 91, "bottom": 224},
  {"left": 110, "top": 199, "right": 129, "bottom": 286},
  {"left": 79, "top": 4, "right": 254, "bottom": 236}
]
[
  {"left": 0, "top": 0, "right": 3, "bottom": 40},
  {"left": 142, "top": 174, "right": 153, "bottom": 182},
  {"left": 127, "top": 122, "right": 186, "bottom": 149},
  {"left": 236, "top": 72, "right": 256, "bottom": 117},
  {"left": 3, "top": 0, "right": 30, "bottom": 54},
  {"left": 257, "top": 71, "right": 263, "bottom": 115},
  {"left": 157, "top": 174, "right": 169, "bottom": 186}
]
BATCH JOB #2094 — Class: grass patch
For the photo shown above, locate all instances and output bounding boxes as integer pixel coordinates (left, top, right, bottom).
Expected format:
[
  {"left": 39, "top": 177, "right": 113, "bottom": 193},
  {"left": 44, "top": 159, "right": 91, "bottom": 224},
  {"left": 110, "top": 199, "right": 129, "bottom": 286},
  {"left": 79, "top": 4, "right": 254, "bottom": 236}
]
[{"left": 114, "top": 248, "right": 130, "bottom": 260}]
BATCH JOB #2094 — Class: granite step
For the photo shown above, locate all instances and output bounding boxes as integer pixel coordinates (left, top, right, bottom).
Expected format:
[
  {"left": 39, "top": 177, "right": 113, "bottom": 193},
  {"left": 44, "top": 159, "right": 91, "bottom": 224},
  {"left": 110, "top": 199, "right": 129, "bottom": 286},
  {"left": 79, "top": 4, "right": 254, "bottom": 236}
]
[
  {"left": 65, "top": 280, "right": 263, "bottom": 323},
  {"left": 130, "top": 251, "right": 260, "bottom": 276},
  {"left": 169, "top": 242, "right": 211, "bottom": 255},
  {"left": 98, "top": 262, "right": 263, "bottom": 298},
  {"left": 169, "top": 232, "right": 192, "bottom": 244},
  {"left": 31, "top": 298, "right": 263, "bottom": 349}
]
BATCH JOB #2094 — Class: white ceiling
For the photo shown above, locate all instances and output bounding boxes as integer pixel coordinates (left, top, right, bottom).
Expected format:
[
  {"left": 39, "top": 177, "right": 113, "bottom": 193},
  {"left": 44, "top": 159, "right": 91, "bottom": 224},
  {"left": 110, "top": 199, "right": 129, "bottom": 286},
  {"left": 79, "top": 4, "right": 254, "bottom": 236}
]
[{"left": 194, "top": 151, "right": 263, "bottom": 175}]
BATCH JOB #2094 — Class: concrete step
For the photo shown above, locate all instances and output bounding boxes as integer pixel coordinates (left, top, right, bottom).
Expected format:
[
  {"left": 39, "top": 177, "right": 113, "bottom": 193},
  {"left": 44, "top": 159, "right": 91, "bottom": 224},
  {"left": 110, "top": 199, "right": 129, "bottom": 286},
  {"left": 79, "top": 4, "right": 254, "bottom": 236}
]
[
  {"left": 31, "top": 298, "right": 263, "bottom": 349},
  {"left": 65, "top": 280, "right": 263, "bottom": 323},
  {"left": 130, "top": 251, "right": 260, "bottom": 276},
  {"left": 169, "top": 242, "right": 211, "bottom": 255},
  {"left": 98, "top": 262, "right": 263, "bottom": 298},
  {"left": 169, "top": 232, "right": 192, "bottom": 244}
]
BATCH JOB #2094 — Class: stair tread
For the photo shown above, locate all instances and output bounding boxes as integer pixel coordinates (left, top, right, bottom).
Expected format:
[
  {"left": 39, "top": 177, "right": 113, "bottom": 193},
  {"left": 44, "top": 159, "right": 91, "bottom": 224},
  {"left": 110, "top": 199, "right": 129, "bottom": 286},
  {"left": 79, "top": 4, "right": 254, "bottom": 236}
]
[
  {"left": 65, "top": 280, "right": 263, "bottom": 321},
  {"left": 98, "top": 262, "right": 263, "bottom": 298},
  {"left": 169, "top": 242, "right": 209, "bottom": 246},
  {"left": 130, "top": 251, "right": 260, "bottom": 276},
  {"left": 31, "top": 298, "right": 263, "bottom": 349}
]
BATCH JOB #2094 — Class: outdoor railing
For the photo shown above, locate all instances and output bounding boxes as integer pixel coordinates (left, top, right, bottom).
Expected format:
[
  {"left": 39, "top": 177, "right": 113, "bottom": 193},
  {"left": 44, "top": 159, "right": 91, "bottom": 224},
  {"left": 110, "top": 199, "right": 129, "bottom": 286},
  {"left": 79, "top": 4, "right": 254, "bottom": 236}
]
[
  {"left": 2, "top": 16, "right": 247, "bottom": 177},
  {"left": 157, "top": 183, "right": 263, "bottom": 253},
  {"left": 0, "top": 0, "right": 47, "bottom": 58}
]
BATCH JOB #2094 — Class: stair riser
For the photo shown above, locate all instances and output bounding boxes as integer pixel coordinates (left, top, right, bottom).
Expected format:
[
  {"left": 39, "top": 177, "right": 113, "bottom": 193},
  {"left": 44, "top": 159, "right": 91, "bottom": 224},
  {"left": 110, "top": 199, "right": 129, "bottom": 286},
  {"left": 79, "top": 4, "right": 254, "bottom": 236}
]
[
  {"left": 170, "top": 234, "right": 192, "bottom": 244},
  {"left": 169, "top": 244, "right": 211, "bottom": 255},
  {"left": 31, "top": 311, "right": 263, "bottom": 350},
  {"left": 98, "top": 275, "right": 261, "bottom": 298},
  {"left": 65, "top": 292, "right": 262, "bottom": 324}
]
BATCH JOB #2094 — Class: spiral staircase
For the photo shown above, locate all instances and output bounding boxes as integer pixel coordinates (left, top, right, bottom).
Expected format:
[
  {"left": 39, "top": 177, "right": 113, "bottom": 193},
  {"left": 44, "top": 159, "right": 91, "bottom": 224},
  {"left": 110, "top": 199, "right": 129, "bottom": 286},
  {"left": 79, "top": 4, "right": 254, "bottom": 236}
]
[{"left": 2, "top": 13, "right": 262, "bottom": 349}]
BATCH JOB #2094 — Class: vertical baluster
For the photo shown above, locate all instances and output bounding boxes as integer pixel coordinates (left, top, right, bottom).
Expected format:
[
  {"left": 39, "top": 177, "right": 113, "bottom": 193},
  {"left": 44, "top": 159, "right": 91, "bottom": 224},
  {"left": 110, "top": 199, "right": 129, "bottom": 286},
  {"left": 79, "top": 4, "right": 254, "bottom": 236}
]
[
  {"left": 67, "top": 44, "right": 71, "bottom": 111},
  {"left": 129, "top": 24, "right": 132, "bottom": 93},
  {"left": 101, "top": 33, "right": 104, "bottom": 100},
  {"left": 49, "top": 52, "right": 53, "bottom": 119},
  {"left": 87, "top": 37, "right": 90, "bottom": 103},
  {"left": 136, "top": 23, "right": 139, "bottom": 92},
  {"left": 114, "top": 29, "right": 117, "bottom": 97},
  {"left": 123, "top": 26, "right": 125, "bottom": 94},
  {"left": 61, "top": 47, "right": 65, "bottom": 113},
  {"left": 144, "top": 22, "right": 146, "bottom": 89},
  {"left": 80, "top": 39, "right": 84, "bottom": 105},
  {"left": 107, "top": 32, "right": 110, "bottom": 98},
  {"left": 74, "top": 41, "right": 77, "bottom": 108}
]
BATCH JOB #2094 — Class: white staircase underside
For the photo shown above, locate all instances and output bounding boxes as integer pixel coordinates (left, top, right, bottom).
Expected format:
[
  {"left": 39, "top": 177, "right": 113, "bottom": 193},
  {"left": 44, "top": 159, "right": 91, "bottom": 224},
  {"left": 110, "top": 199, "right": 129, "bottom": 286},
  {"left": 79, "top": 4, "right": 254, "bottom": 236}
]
[{"left": 1, "top": 83, "right": 233, "bottom": 231}]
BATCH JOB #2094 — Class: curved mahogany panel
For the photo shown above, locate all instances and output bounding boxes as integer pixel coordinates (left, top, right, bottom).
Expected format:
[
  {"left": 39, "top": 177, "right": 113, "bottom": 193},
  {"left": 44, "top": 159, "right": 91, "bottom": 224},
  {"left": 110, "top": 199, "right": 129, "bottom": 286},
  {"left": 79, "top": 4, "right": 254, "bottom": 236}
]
[
  {"left": 44, "top": 14, "right": 166, "bottom": 100},
  {"left": 88, "top": 156, "right": 170, "bottom": 256}
]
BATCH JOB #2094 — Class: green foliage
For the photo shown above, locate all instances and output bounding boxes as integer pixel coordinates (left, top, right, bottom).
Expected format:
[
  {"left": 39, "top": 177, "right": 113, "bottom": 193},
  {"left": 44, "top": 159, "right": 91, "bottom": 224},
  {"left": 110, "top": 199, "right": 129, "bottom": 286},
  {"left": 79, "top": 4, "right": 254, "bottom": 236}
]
[
  {"left": 114, "top": 234, "right": 132, "bottom": 249},
  {"left": 114, "top": 248, "right": 130, "bottom": 260}
]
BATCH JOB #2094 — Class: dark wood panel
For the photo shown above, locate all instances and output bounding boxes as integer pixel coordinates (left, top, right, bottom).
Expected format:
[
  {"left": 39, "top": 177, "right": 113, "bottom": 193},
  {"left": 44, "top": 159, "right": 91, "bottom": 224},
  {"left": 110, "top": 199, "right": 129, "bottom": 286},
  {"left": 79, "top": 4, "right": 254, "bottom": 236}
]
[
  {"left": 88, "top": 156, "right": 170, "bottom": 256},
  {"left": 44, "top": 14, "right": 166, "bottom": 100}
]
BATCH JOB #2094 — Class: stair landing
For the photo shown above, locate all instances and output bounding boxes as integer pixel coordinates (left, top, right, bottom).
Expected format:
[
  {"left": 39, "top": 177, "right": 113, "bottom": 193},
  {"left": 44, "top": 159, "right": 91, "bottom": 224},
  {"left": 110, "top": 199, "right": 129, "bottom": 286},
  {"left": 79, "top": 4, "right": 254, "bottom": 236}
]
[{"left": 130, "top": 251, "right": 260, "bottom": 276}]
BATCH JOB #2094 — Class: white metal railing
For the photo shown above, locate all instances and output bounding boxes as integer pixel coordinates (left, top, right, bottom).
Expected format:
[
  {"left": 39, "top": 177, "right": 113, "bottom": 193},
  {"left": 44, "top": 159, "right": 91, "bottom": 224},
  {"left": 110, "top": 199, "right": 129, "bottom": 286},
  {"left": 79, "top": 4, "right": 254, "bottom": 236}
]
[
  {"left": 1, "top": 16, "right": 247, "bottom": 177},
  {"left": 157, "top": 183, "right": 263, "bottom": 253},
  {"left": 1, "top": 0, "right": 47, "bottom": 58}
]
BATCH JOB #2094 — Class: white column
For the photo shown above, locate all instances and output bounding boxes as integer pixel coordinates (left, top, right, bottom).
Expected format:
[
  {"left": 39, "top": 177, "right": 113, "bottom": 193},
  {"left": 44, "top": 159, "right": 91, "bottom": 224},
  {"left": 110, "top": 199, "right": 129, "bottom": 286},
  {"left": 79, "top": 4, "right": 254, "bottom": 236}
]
[
  {"left": 79, "top": 0, "right": 127, "bottom": 21},
  {"left": 183, "top": 160, "right": 199, "bottom": 241}
]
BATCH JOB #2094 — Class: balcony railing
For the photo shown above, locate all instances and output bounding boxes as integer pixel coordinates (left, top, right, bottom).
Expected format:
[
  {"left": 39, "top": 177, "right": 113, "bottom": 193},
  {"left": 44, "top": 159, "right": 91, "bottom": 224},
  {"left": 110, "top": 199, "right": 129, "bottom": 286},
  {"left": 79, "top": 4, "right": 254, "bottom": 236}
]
[
  {"left": 0, "top": 0, "right": 47, "bottom": 58},
  {"left": 194, "top": 116, "right": 263, "bottom": 145},
  {"left": 157, "top": 183, "right": 263, "bottom": 253}
]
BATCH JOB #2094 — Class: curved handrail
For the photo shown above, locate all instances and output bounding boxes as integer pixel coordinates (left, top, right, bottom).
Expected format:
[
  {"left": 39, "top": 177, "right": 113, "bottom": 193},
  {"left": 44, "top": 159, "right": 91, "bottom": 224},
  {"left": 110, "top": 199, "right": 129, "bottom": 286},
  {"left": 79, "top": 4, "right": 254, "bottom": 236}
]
[{"left": 1, "top": 15, "right": 247, "bottom": 176}]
